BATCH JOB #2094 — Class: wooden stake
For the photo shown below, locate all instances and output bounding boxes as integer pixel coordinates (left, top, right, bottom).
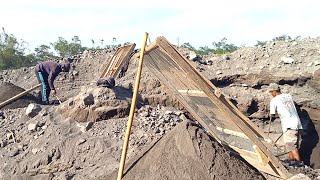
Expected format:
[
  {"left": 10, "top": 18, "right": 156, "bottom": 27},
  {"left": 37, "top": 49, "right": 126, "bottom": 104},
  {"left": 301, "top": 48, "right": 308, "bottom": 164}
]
[
  {"left": 117, "top": 32, "right": 148, "bottom": 180},
  {"left": 0, "top": 84, "right": 41, "bottom": 109}
]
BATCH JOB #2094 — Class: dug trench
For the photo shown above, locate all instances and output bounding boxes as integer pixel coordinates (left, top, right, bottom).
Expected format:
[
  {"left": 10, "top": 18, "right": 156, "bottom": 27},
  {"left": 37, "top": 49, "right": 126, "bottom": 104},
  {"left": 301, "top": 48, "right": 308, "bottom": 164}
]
[{"left": 211, "top": 72, "right": 320, "bottom": 169}]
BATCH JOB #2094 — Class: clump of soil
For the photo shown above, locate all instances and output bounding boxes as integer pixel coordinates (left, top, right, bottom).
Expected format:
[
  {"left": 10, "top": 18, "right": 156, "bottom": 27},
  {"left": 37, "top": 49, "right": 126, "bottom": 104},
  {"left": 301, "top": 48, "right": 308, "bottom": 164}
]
[
  {"left": 0, "top": 82, "right": 38, "bottom": 109},
  {"left": 107, "top": 121, "right": 265, "bottom": 180}
]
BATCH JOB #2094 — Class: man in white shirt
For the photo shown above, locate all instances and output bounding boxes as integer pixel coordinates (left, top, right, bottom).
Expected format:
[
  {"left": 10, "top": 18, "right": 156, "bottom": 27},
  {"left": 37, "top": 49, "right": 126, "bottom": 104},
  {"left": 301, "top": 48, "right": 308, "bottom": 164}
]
[{"left": 269, "top": 83, "right": 303, "bottom": 165}]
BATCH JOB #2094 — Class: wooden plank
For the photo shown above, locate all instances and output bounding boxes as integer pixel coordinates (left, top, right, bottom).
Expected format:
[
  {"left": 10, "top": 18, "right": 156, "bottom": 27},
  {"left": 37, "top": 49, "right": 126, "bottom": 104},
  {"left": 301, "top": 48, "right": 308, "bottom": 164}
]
[
  {"left": 216, "top": 127, "right": 249, "bottom": 139},
  {"left": 144, "top": 52, "right": 224, "bottom": 143},
  {"left": 100, "top": 43, "right": 136, "bottom": 78},
  {"left": 100, "top": 48, "right": 120, "bottom": 78},
  {"left": 112, "top": 44, "right": 136, "bottom": 78},
  {"left": 178, "top": 89, "right": 206, "bottom": 97},
  {"left": 144, "top": 48, "right": 289, "bottom": 178},
  {"left": 144, "top": 42, "right": 159, "bottom": 53},
  {"left": 145, "top": 48, "right": 254, "bottom": 137},
  {"left": 216, "top": 127, "right": 272, "bottom": 146},
  {"left": 148, "top": 48, "right": 241, "bottom": 131},
  {"left": 229, "top": 145, "right": 257, "bottom": 158},
  {"left": 229, "top": 145, "right": 286, "bottom": 178},
  {"left": 146, "top": 37, "right": 291, "bottom": 178},
  {"left": 157, "top": 36, "right": 270, "bottom": 140},
  {"left": 253, "top": 145, "right": 270, "bottom": 165},
  {"left": 145, "top": 49, "right": 240, "bottom": 131}
]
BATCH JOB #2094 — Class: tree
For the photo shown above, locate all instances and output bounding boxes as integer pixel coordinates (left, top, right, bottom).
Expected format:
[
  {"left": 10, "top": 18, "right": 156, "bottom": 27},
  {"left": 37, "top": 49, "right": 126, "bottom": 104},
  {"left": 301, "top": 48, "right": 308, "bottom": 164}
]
[
  {"left": 69, "top": 36, "right": 85, "bottom": 55},
  {"left": 52, "top": 36, "right": 86, "bottom": 57},
  {"left": 52, "top": 37, "right": 69, "bottom": 57},
  {"left": 0, "top": 28, "right": 35, "bottom": 70},
  {"left": 180, "top": 42, "right": 196, "bottom": 51},
  {"left": 34, "top": 44, "right": 54, "bottom": 60},
  {"left": 212, "top": 37, "right": 238, "bottom": 54},
  {"left": 197, "top": 46, "right": 214, "bottom": 56}
]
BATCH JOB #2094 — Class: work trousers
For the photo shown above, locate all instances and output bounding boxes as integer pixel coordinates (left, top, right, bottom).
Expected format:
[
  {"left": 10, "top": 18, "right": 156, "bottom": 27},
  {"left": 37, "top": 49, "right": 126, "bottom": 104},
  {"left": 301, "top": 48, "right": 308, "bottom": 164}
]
[{"left": 35, "top": 69, "right": 51, "bottom": 104}]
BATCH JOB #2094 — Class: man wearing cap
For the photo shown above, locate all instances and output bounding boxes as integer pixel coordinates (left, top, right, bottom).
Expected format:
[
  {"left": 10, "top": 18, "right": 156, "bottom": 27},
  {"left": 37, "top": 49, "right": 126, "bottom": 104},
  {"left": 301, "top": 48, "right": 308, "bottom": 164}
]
[
  {"left": 268, "top": 83, "right": 303, "bottom": 165},
  {"left": 35, "top": 61, "right": 71, "bottom": 105}
]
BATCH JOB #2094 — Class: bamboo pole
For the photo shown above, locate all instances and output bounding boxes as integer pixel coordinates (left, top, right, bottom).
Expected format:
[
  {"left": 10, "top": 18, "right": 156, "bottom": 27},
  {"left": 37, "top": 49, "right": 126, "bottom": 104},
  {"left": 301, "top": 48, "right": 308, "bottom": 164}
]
[
  {"left": 117, "top": 32, "right": 148, "bottom": 180},
  {"left": 0, "top": 84, "right": 41, "bottom": 109}
]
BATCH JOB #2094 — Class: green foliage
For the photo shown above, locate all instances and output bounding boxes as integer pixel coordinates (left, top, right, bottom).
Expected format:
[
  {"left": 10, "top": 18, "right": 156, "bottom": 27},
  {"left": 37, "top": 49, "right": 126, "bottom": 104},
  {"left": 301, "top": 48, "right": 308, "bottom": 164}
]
[
  {"left": 34, "top": 44, "right": 55, "bottom": 60},
  {"left": 255, "top": 34, "right": 293, "bottom": 47},
  {"left": 0, "top": 28, "right": 35, "bottom": 70},
  {"left": 51, "top": 37, "right": 69, "bottom": 57},
  {"left": 197, "top": 46, "right": 214, "bottom": 56},
  {"left": 69, "top": 36, "right": 86, "bottom": 55},
  {"left": 272, "top": 34, "right": 292, "bottom": 41},
  {"left": 181, "top": 42, "right": 196, "bottom": 51},
  {"left": 51, "top": 36, "right": 87, "bottom": 57},
  {"left": 0, "top": 28, "right": 128, "bottom": 70},
  {"left": 212, "top": 37, "right": 238, "bottom": 54},
  {"left": 255, "top": 40, "right": 268, "bottom": 47},
  {"left": 181, "top": 38, "right": 239, "bottom": 56}
]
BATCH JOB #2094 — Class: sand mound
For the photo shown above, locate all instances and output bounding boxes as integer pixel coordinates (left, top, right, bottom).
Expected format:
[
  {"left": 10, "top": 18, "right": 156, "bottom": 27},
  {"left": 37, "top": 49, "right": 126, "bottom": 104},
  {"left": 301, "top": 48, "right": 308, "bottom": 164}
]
[
  {"left": 107, "top": 121, "right": 265, "bottom": 180},
  {"left": 0, "top": 82, "right": 38, "bottom": 109}
]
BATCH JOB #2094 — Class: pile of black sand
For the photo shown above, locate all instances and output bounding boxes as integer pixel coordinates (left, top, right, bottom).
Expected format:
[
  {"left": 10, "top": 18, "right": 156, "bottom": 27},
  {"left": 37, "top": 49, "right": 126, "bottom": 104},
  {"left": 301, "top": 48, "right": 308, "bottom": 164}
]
[
  {"left": 0, "top": 82, "right": 38, "bottom": 109},
  {"left": 106, "top": 121, "right": 265, "bottom": 180}
]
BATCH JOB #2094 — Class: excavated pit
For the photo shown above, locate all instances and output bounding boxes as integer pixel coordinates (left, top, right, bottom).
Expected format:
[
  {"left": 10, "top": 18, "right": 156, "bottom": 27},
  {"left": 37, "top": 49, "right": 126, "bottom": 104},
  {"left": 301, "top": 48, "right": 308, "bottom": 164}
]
[
  {"left": 211, "top": 73, "right": 320, "bottom": 168},
  {"left": 211, "top": 73, "right": 320, "bottom": 120}
]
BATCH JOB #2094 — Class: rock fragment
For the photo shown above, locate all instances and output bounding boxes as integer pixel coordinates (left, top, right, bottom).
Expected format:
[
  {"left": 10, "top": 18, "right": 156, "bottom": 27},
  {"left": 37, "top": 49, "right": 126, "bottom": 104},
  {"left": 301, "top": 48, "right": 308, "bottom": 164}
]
[
  {"left": 28, "top": 121, "right": 39, "bottom": 132},
  {"left": 82, "top": 93, "right": 94, "bottom": 106},
  {"left": 25, "top": 104, "right": 42, "bottom": 118},
  {"left": 77, "top": 138, "right": 86, "bottom": 145},
  {"left": 77, "top": 122, "right": 93, "bottom": 132},
  {"left": 281, "top": 56, "right": 295, "bottom": 64},
  {"left": 216, "top": 70, "right": 222, "bottom": 75}
]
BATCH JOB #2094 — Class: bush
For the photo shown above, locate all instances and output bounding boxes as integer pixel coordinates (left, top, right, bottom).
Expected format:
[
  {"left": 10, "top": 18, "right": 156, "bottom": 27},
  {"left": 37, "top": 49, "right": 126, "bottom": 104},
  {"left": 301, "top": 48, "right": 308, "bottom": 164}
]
[{"left": 181, "top": 38, "right": 239, "bottom": 56}]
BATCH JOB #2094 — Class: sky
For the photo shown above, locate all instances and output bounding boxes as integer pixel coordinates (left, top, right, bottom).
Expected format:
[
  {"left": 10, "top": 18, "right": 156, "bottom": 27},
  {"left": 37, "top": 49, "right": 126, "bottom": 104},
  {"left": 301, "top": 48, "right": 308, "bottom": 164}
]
[{"left": 1, "top": 0, "right": 320, "bottom": 52}]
